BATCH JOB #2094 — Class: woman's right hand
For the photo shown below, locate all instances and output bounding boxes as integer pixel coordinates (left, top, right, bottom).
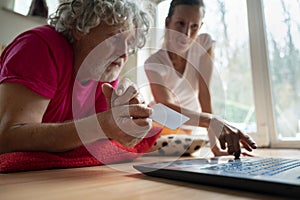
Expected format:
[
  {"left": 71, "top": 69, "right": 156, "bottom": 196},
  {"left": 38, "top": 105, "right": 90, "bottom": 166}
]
[
  {"left": 100, "top": 79, "right": 152, "bottom": 147},
  {"left": 97, "top": 104, "right": 153, "bottom": 148}
]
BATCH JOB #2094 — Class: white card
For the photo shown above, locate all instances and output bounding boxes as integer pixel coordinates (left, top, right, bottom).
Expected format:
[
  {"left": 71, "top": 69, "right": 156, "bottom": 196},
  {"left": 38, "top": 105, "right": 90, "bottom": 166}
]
[{"left": 150, "top": 103, "right": 190, "bottom": 130}]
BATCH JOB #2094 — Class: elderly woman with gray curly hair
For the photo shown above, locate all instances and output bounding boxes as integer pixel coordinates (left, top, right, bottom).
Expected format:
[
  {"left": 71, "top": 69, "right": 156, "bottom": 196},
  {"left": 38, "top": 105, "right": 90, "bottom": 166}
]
[{"left": 0, "top": 0, "right": 156, "bottom": 154}]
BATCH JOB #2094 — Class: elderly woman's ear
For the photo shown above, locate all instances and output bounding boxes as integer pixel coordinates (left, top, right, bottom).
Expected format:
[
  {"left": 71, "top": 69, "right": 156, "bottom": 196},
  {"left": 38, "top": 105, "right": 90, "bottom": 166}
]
[{"left": 72, "top": 28, "right": 83, "bottom": 41}]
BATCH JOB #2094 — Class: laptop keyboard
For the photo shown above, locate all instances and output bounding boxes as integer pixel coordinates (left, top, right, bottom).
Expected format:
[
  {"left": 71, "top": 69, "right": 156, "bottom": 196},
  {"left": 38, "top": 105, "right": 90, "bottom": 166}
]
[{"left": 204, "top": 158, "right": 300, "bottom": 176}]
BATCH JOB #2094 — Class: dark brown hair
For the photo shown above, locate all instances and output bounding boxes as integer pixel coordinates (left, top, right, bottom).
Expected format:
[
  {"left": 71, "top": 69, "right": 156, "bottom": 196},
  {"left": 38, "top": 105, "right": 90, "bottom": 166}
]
[{"left": 167, "top": 0, "right": 205, "bottom": 18}]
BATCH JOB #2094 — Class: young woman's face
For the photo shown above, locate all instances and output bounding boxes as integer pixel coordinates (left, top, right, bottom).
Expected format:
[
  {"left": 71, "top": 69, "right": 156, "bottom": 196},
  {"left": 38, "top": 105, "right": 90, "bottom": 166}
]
[
  {"left": 76, "top": 22, "right": 136, "bottom": 82},
  {"left": 166, "top": 5, "right": 203, "bottom": 53}
]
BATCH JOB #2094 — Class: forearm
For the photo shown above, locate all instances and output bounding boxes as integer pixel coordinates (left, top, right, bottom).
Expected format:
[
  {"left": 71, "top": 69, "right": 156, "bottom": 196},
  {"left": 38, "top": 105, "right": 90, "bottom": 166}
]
[
  {"left": 0, "top": 114, "right": 107, "bottom": 154},
  {"left": 1, "top": 122, "right": 79, "bottom": 153},
  {"left": 200, "top": 96, "right": 212, "bottom": 114},
  {"left": 183, "top": 107, "right": 213, "bottom": 128},
  {"left": 198, "top": 73, "right": 213, "bottom": 114}
]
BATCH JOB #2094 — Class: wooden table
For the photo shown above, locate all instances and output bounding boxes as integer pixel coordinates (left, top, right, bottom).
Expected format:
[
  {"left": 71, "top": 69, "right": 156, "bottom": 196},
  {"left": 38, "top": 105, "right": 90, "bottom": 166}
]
[{"left": 1, "top": 148, "right": 299, "bottom": 200}]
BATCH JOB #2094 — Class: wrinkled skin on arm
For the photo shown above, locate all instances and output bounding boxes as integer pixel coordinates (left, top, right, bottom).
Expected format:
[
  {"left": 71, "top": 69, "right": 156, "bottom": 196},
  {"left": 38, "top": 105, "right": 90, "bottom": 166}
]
[{"left": 0, "top": 79, "right": 152, "bottom": 153}]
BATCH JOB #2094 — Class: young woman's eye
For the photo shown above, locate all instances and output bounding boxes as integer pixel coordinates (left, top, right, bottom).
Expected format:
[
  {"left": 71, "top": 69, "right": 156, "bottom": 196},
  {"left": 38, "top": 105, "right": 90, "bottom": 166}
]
[
  {"left": 176, "top": 21, "right": 185, "bottom": 27},
  {"left": 191, "top": 24, "right": 199, "bottom": 30}
]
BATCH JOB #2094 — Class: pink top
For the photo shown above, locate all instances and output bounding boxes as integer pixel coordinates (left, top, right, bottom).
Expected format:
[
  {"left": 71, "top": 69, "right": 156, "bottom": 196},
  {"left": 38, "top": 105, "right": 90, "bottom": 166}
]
[{"left": 0, "top": 25, "right": 118, "bottom": 123}]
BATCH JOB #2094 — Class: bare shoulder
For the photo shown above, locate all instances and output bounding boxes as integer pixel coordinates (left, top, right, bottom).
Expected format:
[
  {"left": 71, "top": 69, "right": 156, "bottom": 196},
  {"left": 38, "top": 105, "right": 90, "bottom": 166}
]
[{"left": 197, "top": 33, "right": 214, "bottom": 50}]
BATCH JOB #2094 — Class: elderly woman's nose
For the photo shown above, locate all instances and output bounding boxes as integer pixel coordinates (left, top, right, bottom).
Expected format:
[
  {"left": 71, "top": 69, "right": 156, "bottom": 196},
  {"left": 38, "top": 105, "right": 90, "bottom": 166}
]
[
  {"left": 116, "top": 41, "right": 128, "bottom": 56},
  {"left": 119, "top": 53, "right": 127, "bottom": 59}
]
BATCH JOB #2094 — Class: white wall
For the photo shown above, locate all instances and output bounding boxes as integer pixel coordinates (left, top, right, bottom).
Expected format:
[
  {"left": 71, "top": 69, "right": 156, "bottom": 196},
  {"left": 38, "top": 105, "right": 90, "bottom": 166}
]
[
  {"left": 0, "top": 0, "right": 13, "bottom": 10},
  {"left": 0, "top": 1, "right": 45, "bottom": 45}
]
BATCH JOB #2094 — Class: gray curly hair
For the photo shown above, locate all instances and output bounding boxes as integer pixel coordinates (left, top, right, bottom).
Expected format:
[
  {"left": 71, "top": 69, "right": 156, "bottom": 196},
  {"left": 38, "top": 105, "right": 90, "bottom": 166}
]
[{"left": 48, "top": 0, "right": 154, "bottom": 51}]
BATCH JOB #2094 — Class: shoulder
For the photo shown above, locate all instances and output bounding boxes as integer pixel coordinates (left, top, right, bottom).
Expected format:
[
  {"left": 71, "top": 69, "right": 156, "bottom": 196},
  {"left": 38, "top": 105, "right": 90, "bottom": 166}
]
[
  {"left": 1, "top": 25, "right": 73, "bottom": 74},
  {"left": 144, "top": 49, "right": 169, "bottom": 70},
  {"left": 145, "top": 49, "right": 168, "bottom": 65},
  {"left": 15, "top": 25, "right": 64, "bottom": 44},
  {"left": 26, "top": 25, "right": 71, "bottom": 51},
  {"left": 0, "top": 25, "right": 73, "bottom": 98},
  {"left": 29, "top": 25, "right": 66, "bottom": 41},
  {"left": 196, "top": 33, "right": 214, "bottom": 50},
  {"left": 1, "top": 26, "right": 53, "bottom": 64},
  {"left": 3, "top": 25, "right": 71, "bottom": 58},
  {"left": 144, "top": 49, "right": 170, "bottom": 76}
]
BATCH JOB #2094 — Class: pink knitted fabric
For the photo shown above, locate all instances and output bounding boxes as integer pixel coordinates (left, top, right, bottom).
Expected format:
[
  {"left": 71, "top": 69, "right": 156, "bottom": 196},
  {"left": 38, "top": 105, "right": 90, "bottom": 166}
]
[{"left": 0, "top": 127, "right": 161, "bottom": 173}]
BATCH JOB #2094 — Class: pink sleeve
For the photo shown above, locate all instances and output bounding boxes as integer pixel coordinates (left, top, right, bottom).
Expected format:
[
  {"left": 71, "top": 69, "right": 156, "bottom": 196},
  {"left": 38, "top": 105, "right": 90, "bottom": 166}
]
[{"left": 0, "top": 33, "right": 58, "bottom": 99}]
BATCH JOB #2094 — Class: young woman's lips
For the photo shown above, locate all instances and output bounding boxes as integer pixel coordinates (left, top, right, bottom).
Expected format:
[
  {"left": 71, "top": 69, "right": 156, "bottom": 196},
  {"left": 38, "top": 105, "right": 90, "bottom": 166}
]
[{"left": 179, "top": 38, "right": 189, "bottom": 45}]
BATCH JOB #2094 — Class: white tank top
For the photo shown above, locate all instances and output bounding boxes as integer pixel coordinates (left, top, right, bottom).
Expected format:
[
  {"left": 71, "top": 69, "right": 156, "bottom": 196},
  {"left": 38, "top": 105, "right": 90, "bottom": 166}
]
[{"left": 144, "top": 34, "right": 214, "bottom": 113}]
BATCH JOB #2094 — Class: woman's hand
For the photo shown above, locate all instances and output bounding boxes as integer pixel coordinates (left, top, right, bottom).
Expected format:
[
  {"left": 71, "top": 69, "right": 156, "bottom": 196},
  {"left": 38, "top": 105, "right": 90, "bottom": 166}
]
[
  {"left": 100, "top": 78, "right": 152, "bottom": 147},
  {"left": 208, "top": 117, "right": 257, "bottom": 158},
  {"left": 97, "top": 104, "right": 152, "bottom": 147},
  {"left": 102, "top": 78, "right": 145, "bottom": 108},
  {"left": 211, "top": 145, "right": 229, "bottom": 156}
]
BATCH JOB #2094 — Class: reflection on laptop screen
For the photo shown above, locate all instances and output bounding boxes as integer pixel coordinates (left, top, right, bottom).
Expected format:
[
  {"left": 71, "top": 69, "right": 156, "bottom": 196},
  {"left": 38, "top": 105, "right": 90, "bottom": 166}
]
[{"left": 134, "top": 157, "right": 300, "bottom": 198}]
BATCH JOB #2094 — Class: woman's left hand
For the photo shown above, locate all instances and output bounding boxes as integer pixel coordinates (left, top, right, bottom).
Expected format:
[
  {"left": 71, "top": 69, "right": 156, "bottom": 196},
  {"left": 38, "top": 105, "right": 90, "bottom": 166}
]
[{"left": 208, "top": 117, "right": 257, "bottom": 158}]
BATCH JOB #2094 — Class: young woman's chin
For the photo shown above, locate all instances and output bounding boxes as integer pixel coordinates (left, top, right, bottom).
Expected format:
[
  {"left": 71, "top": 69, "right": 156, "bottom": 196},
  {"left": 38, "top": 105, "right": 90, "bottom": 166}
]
[{"left": 169, "top": 43, "right": 190, "bottom": 55}]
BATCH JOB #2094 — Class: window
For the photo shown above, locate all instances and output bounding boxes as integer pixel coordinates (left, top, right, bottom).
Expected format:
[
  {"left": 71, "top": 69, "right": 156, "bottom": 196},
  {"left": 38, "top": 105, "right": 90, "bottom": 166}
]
[
  {"left": 262, "top": 0, "right": 300, "bottom": 145},
  {"left": 13, "top": 0, "right": 59, "bottom": 17},
  {"left": 199, "top": 0, "right": 256, "bottom": 133},
  {"left": 151, "top": 0, "right": 300, "bottom": 147}
]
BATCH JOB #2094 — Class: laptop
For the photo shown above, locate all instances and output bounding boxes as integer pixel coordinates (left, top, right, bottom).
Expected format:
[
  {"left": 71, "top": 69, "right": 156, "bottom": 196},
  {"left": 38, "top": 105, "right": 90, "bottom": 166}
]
[{"left": 133, "top": 156, "right": 300, "bottom": 198}]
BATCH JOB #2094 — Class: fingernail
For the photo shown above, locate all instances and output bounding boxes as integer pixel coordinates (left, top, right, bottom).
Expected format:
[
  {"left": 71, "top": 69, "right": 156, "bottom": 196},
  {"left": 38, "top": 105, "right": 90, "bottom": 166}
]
[
  {"left": 116, "top": 89, "right": 123, "bottom": 96},
  {"left": 234, "top": 151, "right": 241, "bottom": 159},
  {"left": 149, "top": 107, "right": 153, "bottom": 115}
]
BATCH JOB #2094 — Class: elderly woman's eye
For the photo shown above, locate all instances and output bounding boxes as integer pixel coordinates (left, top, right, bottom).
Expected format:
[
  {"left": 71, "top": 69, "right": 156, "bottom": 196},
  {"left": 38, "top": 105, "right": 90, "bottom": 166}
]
[
  {"left": 128, "top": 48, "right": 137, "bottom": 55},
  {"left": 127, "top": 45, "right": 136, "bottom": 55},
  {"left": 109, "top": 33, "right": 122, "bottom": 42},
  {"left": 127, "top": 38, "right": 135, "bottom": 47},
  {"left": 110, "top": 35, "right": 119, "bottom": 41},
  {"left": 127, "top": 36, "right": 137, "bottom": 48}
]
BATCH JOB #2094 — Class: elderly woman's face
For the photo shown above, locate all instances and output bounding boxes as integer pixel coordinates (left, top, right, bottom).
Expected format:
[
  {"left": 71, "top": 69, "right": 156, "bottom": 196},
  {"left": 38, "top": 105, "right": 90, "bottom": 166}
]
[
  {"left": 77, "top": 22, "right": 135, "bottom": 82},
  {"left": 166, "top": 5, "right": 203, "bottom": 53}
]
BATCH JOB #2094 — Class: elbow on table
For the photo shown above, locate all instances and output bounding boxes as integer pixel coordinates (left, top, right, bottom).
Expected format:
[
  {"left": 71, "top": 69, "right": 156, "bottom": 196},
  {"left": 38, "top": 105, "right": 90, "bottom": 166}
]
[{"left": 0, "top": 133, "right": 12, "bottom": 154}]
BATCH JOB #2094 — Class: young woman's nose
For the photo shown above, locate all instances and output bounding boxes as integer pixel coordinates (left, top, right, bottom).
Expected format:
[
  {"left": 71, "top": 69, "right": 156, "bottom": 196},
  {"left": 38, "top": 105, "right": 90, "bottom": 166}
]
[{"left": 183, "top": 26, "right": 191, "bottom": 37}]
